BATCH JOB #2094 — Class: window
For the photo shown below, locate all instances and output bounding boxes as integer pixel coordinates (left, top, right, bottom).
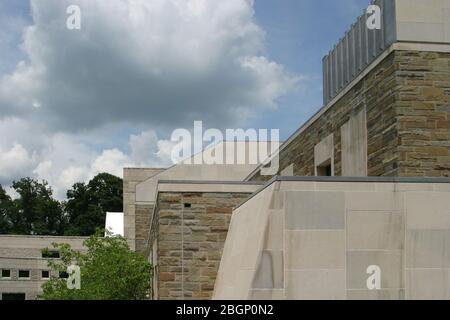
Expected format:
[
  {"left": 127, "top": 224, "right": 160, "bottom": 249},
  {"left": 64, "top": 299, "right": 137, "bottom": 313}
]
[
  {"left": 314, "top": 134, "right": 334, "bottom": 177},
  {"left": 1, "top": 293, "right": 26, "bottom": 300},
  {"left": 184, "top": 203, "right": 191, "bottom": 208},
  {"left": 1, "top": 269, "right": 11, "bottom": 279},
  {"left": 41, "top": 270, "right": 50, "bottom": 279},
  {"left": 42, "top": 250, "right": 60, "bottom": 259},
  {"left": 316, "top": 160, "right": 332, "bottom": 177},
  {"left": 18, "top": 270, "right": 30, "bottom": 279},
  {"left": 59, "top": 271, "right": 69, "bottom": 279}
]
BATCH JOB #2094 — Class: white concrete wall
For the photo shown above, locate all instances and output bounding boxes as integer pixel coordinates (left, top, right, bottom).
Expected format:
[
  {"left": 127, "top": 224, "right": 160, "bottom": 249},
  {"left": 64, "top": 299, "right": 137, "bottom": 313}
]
[
  {"left": 214, "top": 179, "right": 450, "bottom": 300},
  {"left": 341, "top": 108, "right": 367, "bottom": 177},
  {"left": 135, "top": 141, "right": 279, "bottom": 203},
  {"left": 395, "top": 0, "right": 450, "bottom": 43}
]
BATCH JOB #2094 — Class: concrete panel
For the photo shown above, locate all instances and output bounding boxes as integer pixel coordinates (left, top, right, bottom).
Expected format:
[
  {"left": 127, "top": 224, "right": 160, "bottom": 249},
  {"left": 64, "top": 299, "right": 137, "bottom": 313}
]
[
  {"left": 406, "top": 193, "right": 450, "bottom": 230},
  {"left": 347, "top": 289, "right": 405, "bottom": 300},
  {"left": 346, "top": 191, "right": 403, "bottom": 212},
  {"left": 341, "top": 108, "right": 367, "bottom": 177},
  {"left": 285, "top": 270, "right": 346, "bottom": 300},
  {"left": 252, "top": 250, "right": 284, "bottom": 289},
  {"left": 285, "top": 191, "right": 345, "bottom": 230},
  {"left": 397, "top": 22, "right": 445, "bottom": 43},
  {"left": 406, "top": 230, "right": 450, "bottom": 268},
  {"left": 347, "top": 251, "right": 403, "bottom": 289},
  {"left": 249, "top": 289, "right": 285, "bottom": 300},
  {"left": 263, "top": 210, "right": 284, "bottom": 251},
  {"left": 406, "top": 269, "right": 450, "bottom": 300},
  {"left": 347, "top": 211, "right": 404, "bottom": 250},
  {"left": 286, "top": 231, "right": 345, "bottom": 270}
]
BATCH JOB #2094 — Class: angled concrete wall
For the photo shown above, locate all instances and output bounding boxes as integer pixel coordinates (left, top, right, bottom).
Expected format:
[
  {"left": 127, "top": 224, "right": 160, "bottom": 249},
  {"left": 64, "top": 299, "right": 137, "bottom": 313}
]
[{"left": 214, "top": 177, "right": 450, "bottom": 300}]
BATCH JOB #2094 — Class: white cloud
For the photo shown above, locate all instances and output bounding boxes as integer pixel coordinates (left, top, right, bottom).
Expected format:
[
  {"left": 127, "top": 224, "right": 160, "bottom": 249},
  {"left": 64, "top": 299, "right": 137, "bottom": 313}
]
[
  {"left": 15, "top": 129, "right": 171, "bottom": 199},
  {"left": 0, "top": 144, "right": 36, "bottom": 181},
  {"left": 0, "top": 0, "right": 299, "bottom": 199},
  {"left": 0, "top": 0, "right": 298, "bottom": 131},
  {"left": 89, "top": 149, "right": 130, "bottom": 178}
]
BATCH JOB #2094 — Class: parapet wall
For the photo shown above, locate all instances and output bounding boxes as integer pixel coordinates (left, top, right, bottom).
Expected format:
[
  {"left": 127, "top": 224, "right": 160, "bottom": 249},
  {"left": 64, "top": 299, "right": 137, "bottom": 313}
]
[{"left": 214, "top": 177, "right": 450, "bottom": 300}]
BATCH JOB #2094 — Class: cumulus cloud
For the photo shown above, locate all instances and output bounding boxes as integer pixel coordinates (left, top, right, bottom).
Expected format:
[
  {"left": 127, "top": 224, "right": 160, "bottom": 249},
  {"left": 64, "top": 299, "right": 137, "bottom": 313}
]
[
  {"left": 0, "top": 0, "right": 299, "bottom": 198},
  {"left": 0, "top": 0, "right": 298, "bottom": 131},
  {"left": 28, "top": 130, "right": 172, "bottom": 199},
  {"left": 0, "top": 144, "right": 36, "bottom": 181}
]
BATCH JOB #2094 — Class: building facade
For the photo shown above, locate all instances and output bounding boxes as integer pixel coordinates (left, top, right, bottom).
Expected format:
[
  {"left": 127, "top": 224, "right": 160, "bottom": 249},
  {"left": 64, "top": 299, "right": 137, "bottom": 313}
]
[
  {"left": 2, "top": 0, "right": 450, "bottom": 300},
  {"left": 0, "top": 236, "right": 87, "bottom": 300}
]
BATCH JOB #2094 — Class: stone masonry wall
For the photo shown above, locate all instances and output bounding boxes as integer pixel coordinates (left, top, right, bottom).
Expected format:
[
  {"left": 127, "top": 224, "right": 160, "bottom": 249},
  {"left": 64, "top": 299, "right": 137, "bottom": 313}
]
[
  {"left": 250, "top": 49, "right": 450, "bottom": 180},
  {"left": 123, "top": 168, "right": 164, "bottom": 253},
  {"left": 150, "top": 192, "right": 251, "bottom": 300},
  {"left": 396, "top": 51, "right": 450, "bottom": 177}
]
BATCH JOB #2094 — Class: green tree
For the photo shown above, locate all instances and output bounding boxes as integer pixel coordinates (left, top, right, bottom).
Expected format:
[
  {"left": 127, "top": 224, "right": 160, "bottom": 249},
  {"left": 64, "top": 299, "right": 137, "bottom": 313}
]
[
  {"left": 39, "top": 231, "right": 152, "bottom": 300},
  {"left": 64, "top": 173, "right": 122, "bottom": 236},
  {"left": 0, "top": 185, "right": 13, "bottom": 233},
  {"left": 10, "top": 178, "right": 65, "bottom": 235}
]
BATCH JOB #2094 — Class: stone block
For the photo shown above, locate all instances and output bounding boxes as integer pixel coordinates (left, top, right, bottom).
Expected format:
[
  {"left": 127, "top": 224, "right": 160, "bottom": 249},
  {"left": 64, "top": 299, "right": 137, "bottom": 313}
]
[
  {"left": 286, "top": 230, "right": 345, "bottom": 269},
  {"left": 285, "top": 191, "right": 345, "bottom": 230}
]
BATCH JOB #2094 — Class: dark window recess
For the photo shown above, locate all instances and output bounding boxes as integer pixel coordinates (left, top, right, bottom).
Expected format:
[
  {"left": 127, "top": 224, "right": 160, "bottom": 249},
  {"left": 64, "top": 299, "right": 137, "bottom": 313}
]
[
  {"left": 1, "top": 269, "right": 11, "bottom": 278},
  {"left": 2, "top": 293, "right": 26, "bottom": 300},
  {"left": 18, "top": 270, "right": 30, "bottom": 278},
  {"left": 42, "top": 250, "right": 60, "bottom": 258},
  {"left": 59, "top": 271, "right": 69, "bottom": 279},
  {"left": 42, "top": 270, "right": 50, "bottom": 279},
  {"left": 184, "top": 203, "right": 191, "bottom": 208},
  {"left": 317, "top": 160, "right": 332, "bottom": 177}
]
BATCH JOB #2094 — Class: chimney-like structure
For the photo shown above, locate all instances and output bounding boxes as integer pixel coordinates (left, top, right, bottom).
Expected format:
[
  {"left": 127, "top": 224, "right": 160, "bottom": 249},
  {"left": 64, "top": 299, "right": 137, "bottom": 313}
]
[{"left": 323, "top": 0, "right": 450, "bottom": 105}]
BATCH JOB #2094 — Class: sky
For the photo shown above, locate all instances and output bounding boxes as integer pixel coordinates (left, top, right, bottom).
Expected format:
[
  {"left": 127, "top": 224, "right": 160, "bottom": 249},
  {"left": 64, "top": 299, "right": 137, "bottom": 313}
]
[{"left": 0, "top": 0, "right": 370, "bottom": 198}]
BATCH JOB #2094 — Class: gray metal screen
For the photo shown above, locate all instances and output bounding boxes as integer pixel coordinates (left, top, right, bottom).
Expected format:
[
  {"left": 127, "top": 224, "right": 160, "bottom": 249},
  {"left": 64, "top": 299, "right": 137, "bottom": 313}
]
[{"left": 322, "top": 0, "right": 397, "bottom": 105}]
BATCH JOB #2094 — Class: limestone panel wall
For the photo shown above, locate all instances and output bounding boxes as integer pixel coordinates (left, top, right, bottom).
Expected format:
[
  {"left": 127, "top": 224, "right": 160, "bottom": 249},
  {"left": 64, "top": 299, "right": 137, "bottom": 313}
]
[
  {"left": 213, "top": 177, "right": 450, "bottom": 300},
  {"left": 149, "top": 183, "right": 260, "bottom": 300}
]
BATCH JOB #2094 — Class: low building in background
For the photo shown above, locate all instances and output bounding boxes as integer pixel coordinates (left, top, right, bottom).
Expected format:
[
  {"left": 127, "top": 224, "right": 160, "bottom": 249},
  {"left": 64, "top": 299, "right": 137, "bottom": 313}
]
[{"left": 0, "top": 235, "right": 87, "bottom": 300}]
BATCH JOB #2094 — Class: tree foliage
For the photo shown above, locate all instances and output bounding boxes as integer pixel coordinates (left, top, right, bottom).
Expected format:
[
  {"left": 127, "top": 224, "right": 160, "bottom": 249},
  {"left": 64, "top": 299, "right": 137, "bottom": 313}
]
[
  {"left": 64, "top": 173, "right": 123, "bottom": 236},
  {"left": 10, "top": 178, "right": 65, "bottom": 235},
  {"left": 39, "top": 231, "right": 152, "bottom": 300},
  {"left": 0, "top": 173, "right": 123, "bottom": 236},
  {"left": 0, "top": 185, "right": 13, "bottom": 233}
]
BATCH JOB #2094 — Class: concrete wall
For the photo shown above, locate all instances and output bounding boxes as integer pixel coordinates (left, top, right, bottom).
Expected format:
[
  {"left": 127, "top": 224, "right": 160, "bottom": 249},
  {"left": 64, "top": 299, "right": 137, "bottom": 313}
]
[
  {"left": 149, "top": 181, "right": 261, "bottom": 300},
  {"left": 214, "top": 177, "right": 450, "bottom": 300},
  {"left": 395, "top": 0, "right": 450, "bottom": 44},
  {"left": 0, "top": 235, "right": 87, "bottom": 300}
]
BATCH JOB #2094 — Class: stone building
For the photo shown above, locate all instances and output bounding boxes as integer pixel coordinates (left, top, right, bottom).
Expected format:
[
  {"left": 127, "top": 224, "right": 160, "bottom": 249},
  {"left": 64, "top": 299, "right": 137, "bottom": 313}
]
[
  {"left": 249, "top": 0, "right": 450, "bottom": 181},
  {"left": 129, "top": 0, "right": 450, "bottom": 300},
  {"left": 2, "top": 0, "right": 450, "bottom": 300},
  {"left": 0, "top": 235, "right": 87, "bottom": 300}
]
